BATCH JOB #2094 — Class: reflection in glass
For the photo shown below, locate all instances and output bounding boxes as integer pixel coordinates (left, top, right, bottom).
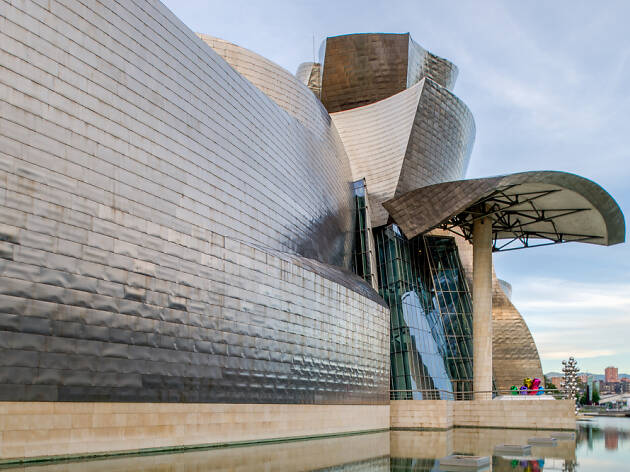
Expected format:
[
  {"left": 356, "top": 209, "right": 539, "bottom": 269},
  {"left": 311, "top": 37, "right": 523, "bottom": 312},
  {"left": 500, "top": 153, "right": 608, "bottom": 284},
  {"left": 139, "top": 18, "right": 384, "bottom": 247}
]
[{"left": 373, "top": 225, "right": 473, "bottom": 399}]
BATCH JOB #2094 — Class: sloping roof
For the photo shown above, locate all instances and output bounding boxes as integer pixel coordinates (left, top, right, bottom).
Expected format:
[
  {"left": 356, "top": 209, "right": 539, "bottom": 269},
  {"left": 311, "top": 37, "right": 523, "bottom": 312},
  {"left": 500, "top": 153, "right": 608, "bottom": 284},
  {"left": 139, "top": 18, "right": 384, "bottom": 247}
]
[{"left": 384, "top": 171, "right": 625, "bottom": 250}]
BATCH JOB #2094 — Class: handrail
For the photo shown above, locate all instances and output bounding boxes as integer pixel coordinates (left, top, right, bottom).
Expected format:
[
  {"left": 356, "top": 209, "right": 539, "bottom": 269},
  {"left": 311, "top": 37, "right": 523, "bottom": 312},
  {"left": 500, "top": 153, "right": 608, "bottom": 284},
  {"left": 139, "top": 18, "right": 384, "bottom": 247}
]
[{"left": 389, "top": 387, "right": 566, "bottom": 400}]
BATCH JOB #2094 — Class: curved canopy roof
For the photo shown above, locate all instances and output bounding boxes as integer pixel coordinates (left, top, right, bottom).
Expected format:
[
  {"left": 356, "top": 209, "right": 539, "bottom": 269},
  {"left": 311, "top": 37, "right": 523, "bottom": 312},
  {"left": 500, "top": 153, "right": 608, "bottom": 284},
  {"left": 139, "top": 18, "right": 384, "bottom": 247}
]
[{"left": 383, "top": 171, "right": 625, "bottom": 251}]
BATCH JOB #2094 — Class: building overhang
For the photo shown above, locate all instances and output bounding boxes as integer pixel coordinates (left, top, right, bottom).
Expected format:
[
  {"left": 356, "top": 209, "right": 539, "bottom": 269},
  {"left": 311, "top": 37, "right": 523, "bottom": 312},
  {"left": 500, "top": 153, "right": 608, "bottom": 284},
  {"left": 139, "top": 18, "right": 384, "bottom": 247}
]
[{"left": 383, "top": 171, "right": 625, "bottom": 251}]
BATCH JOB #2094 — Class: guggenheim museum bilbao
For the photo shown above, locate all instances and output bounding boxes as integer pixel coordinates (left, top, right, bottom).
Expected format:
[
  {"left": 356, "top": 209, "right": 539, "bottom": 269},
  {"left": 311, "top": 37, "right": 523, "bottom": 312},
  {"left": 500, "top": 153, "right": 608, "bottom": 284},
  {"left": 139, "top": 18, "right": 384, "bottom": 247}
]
[{"left": 0, "top": 0, "right": 625, "bottom": 461}]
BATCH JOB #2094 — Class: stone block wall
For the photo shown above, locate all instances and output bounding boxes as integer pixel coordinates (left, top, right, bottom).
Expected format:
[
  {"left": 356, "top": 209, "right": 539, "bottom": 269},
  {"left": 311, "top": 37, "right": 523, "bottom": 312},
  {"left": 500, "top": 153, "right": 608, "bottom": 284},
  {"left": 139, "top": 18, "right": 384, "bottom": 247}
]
[
  {"left": 390, "top": 399, "right": 575, "bottom": 431},
  {"left": 390, "top": 400, "right": 453, "bottom": 430},
  {"left": 454, "top": 400, "right": 575, "bottom": 430},
  {"left": 0, "top": 402, "right": 390, "bottom": 461}
]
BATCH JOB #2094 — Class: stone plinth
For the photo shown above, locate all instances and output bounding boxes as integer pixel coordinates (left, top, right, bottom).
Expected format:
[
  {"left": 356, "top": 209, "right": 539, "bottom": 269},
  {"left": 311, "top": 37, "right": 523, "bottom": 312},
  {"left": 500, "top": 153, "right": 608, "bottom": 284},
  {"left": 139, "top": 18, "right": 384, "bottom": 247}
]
[{"left": 0, "top": 402, "right": 390, "bottom": 461}]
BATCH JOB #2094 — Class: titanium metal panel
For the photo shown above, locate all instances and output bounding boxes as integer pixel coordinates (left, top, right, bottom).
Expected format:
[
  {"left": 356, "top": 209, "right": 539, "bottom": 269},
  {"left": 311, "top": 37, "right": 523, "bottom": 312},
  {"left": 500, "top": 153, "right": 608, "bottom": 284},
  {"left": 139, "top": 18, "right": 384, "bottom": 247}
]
[
  {"left": 407, "top": 36, "right": 458, "bottom": 91},
  {"left": 331, "top": 84, "right": 423, "bottom": 226},
  {"left": 0, "top": 0, "right": 389, "bottom": 404},
  {"left": 491, "top": 279, "right": 545, "bottom": 391},
  {"left": 383, "top": 172, "right": 625, "bottom": 246},
  {"left": 332, "top": 78, "right": 475, "bottom": 226},
  {"left": 199, "top": 35, "right": 328, "bottom": 136},
  {"left": 320, "top": 33, "right": 458, "bottom": 113},
  {"left": 321, "top": 33, "right": 410, "bottom": 113}
]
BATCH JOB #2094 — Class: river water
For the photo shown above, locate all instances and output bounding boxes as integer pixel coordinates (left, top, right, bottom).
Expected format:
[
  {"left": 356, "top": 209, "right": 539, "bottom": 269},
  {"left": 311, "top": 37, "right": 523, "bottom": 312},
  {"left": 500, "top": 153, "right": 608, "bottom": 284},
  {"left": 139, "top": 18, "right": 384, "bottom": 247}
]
[{"left": 6, "top": 416, "right": 628, "bottom": 471}]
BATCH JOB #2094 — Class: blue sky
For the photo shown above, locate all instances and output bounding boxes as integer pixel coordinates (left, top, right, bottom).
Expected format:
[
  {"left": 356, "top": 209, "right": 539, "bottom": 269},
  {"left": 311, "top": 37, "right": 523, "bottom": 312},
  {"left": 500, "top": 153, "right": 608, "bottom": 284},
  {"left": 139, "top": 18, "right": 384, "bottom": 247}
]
[{"left": 162, "top": 0, "right": 630, "bottom": 375}]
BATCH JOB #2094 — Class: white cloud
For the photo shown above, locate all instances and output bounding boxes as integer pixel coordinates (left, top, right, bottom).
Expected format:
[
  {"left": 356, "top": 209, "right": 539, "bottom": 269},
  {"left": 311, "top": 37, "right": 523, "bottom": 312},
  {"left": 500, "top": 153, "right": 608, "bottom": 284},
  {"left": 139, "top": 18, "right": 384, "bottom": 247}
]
[
  {"left": 541, "top": 349, "right": 616, "bottom": 359},
  {"left": 511, "top": 277, "right": 630, "bottom": 373},
  {"left": 515, "top": 279, "right": 630, "bottom": 313}
]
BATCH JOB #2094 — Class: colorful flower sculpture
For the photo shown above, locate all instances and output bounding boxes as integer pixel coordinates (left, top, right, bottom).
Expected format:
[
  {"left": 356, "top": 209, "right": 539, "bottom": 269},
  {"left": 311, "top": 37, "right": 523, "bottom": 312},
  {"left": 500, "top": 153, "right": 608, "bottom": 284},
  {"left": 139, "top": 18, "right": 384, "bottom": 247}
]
[{"left": 511, "top": 377, "right": 545, "bottom": 396}]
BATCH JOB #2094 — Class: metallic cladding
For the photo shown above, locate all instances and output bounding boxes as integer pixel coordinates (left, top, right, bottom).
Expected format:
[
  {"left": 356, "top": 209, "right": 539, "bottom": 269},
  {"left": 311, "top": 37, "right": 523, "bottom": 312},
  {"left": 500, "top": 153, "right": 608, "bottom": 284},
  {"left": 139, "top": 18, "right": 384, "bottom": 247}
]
[
  {"left": 407, "top": 37, "right": 458, "bottom": 91},
  {"left": 320, "top": 33, "right": 458, "bottom": 113},
  {"left": 394, "top": 78, "right": 475, "bottom": 197},
  {"left": 331, "top": 84, "right": 423, "bottom": 226},
  {"left": 0, "top": 0, "right": 389, "bottom": 403},
  {"left": 491, "top": 279, "right": 544, "bottom": 392},
  {"left": 198, "top": 35, "right": 329, "bottom": 137},
  {"left": 321, "top": 33, "right": 410, "bottom": 113},
  {"left": 195, "top": 33, "right": 356, "bottom": 266},
  {"left": 332, "top": 78, "right": 475, "bottom": 227},
  {"left": 383, "top": 171, "right": 625, "bottom": 245}
]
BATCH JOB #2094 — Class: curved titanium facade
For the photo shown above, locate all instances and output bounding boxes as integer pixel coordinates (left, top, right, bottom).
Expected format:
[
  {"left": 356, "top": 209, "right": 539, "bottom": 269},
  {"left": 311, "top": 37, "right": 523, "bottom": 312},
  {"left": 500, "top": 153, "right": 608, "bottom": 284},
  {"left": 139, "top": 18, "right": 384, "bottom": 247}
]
[
  {"left": 407, "top": 36, "right": 458, "bottom": 91},
  {"left": 197, "top": 35, "right": 355, "bottom": 264},
  {"left": 331, "top": 84, "right": 423, "bottom": 226},
  {"left": 0, "top": 0, "right": 389, "bottom": 403},
  {"left": 492, "top": 280, "right": 544, "bottom": 391},
  {"left": 320, "top": 33, "right": 457, "bottom": 113},
  {"left": 323, "top": 32, "right": 477, "bottom": 397},
  {"left": 199, "top": 35, "right": 331, "bottom": 136},
  {"left": 332, "top": 78, "right": 475, "bottom": 226}
]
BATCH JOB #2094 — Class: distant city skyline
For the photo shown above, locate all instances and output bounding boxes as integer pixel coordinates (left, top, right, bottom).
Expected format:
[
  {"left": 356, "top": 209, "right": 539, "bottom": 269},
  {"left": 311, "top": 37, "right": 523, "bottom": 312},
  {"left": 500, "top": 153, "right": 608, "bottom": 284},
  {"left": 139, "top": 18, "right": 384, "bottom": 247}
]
[
  {"left": 161, "top": 0, "right": 630, "bottom": 374},
  {"left": 546, "top": 370, "right": 630, "bottom": 377}
]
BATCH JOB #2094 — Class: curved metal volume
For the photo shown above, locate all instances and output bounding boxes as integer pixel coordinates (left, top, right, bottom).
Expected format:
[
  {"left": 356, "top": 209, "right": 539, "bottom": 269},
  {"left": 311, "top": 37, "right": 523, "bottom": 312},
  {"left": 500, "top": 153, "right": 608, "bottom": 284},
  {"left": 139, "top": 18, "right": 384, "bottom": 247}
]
[
  {"left": 384, "top": 171, "right": 625, "bottom": 247},
  {"left": 320, "top": 33, "right": 458, "bottom": 113},
  {"left": 332, "top": 79, "right": 475, "bottom": 226},
  {"left": 0, "top": 0, "right": 389, "bottom": 403}
]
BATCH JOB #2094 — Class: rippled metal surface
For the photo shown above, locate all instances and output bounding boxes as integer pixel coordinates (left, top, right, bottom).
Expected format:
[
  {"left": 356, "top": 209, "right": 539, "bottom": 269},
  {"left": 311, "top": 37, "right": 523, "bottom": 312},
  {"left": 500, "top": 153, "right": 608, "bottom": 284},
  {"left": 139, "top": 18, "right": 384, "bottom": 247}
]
[{"left": 0, "top": 0, "right": 389, "bottom": 403}]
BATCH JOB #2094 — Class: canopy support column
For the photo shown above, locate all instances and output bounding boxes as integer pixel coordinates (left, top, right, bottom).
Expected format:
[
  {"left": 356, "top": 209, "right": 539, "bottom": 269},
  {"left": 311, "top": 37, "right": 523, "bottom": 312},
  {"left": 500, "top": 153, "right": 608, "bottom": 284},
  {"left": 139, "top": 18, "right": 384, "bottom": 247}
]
[{"left": 473, "top": 216, "right": 493, "bottom": 400}]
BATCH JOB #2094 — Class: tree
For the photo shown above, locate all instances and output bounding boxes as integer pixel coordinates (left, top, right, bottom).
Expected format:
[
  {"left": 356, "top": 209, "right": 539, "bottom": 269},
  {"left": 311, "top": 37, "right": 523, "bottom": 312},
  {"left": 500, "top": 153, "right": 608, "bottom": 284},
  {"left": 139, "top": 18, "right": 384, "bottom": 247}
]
[
  {"left": 578, "top": 385, "right": 600, "bottom": 405},
  {"left": 544, "top": 375, "right": 558, "bottom": 392}
]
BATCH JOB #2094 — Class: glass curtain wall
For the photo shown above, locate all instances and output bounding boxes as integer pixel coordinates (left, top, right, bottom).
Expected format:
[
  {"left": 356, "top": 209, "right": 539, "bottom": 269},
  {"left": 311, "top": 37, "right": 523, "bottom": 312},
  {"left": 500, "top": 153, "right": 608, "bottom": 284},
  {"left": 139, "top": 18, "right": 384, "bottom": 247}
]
[
  {"left": 352, "top": 180, "right": 378, "bottom": 289},
  {"left": 373, "top": 225, "right": 473, "bottom": 400}
]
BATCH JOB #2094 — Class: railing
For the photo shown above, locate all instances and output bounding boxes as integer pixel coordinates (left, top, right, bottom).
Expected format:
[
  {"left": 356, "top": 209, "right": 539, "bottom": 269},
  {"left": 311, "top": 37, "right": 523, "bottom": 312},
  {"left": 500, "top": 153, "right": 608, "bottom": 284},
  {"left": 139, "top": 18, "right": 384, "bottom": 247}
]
[{"left": 390, "top": 388, "right": 566, "bottom": 401}]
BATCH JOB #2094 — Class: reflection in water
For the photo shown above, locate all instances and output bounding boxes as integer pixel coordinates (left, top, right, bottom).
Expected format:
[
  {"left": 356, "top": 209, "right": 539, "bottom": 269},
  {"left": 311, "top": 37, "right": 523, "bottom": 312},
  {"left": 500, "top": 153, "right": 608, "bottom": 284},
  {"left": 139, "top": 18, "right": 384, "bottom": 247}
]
[
  {"left": 573, "top": 416, "right": 630, "bottom": 471},
  {"left": 7, "top": 417, "right": 630, "bottom": 471}
]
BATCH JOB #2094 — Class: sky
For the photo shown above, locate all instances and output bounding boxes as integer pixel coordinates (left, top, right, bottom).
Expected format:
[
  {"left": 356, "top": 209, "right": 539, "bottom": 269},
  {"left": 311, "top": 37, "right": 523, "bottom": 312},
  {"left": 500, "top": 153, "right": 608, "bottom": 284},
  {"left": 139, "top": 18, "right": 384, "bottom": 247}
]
[{"left": 161, "top": 0, "right": 630, "bottom": 375}]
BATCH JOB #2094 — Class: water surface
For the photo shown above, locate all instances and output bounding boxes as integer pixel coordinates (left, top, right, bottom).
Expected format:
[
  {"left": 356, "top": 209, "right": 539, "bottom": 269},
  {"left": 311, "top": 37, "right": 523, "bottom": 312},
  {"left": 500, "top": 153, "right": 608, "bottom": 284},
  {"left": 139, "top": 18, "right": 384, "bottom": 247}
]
[{"left": 6, "top": 416, "right": 629, "bottom": 471}]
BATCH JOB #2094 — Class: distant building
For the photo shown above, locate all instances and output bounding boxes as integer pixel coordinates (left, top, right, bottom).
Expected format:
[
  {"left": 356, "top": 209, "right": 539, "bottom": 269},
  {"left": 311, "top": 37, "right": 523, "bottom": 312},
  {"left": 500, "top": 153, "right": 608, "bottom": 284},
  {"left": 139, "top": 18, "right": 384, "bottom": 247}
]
[
  {"left": 579, "top": 374, "right": 588, "bottom": 383},
  {"left": 550, "top": 376, "right": 564, "bottom": 388},
  {"left": 605, "top": 366, "right": 619, "bottom": 383},
  {"left": 605, "top": 430, "right": 619, "bottom": 450}
]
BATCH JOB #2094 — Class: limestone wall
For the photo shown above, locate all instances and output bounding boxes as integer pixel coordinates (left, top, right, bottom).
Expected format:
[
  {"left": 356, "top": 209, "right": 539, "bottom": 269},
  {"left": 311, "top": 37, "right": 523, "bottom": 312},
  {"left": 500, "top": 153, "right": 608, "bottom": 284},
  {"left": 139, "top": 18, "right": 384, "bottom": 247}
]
[
  {"left": 0, "top": 402, "right": 390, "bottom": 461},
  {"left": 390, "top": 400, "right": 453, "bottom": 430},
  {"left": 454, "top": 399, "right": 575, "bottom": 430},
  {"left": 390, "top": 399, "right": 576, "bottom": 431}
]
